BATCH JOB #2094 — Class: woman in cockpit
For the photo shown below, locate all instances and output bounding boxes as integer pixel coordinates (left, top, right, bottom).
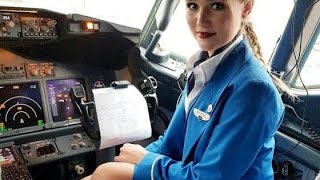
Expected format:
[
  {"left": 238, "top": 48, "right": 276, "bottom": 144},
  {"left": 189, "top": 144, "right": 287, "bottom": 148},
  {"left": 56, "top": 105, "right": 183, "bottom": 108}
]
[{"left": 85, "top": 0, "right": 293, "bottom": 179}]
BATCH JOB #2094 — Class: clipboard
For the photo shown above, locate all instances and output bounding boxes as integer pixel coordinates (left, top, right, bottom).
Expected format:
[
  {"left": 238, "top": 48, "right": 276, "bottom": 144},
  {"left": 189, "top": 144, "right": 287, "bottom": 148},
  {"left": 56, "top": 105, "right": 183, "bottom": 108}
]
[{"left": 92, "top": 81, "right": 152, "bottom": 149}]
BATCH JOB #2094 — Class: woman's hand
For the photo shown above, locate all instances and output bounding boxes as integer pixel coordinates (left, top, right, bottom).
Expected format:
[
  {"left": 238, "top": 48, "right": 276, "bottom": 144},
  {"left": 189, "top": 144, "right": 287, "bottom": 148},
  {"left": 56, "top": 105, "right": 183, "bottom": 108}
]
[{"left": 114, "top": 143, "right": 148, "bottom": 165}]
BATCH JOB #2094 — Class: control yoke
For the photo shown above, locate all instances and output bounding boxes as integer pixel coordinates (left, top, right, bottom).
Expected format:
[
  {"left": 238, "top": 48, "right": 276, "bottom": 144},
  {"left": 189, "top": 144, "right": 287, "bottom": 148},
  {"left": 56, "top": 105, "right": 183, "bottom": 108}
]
[{"left": 138, "top": 76, "right": 158, "bottom": 125}]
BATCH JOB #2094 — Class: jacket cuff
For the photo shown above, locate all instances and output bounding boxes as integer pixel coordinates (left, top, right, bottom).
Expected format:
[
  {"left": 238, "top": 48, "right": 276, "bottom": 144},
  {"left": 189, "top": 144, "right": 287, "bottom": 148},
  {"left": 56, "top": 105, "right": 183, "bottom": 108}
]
[{"left": 133, "top": 152, "right": 163, "bottom": 180}]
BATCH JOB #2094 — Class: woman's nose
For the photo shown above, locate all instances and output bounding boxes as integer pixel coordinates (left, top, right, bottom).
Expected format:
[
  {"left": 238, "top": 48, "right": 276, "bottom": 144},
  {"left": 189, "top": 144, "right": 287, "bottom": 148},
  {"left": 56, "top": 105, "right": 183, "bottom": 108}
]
[{"left": 197, "top": 9, "right": 210, "bottom": 27}]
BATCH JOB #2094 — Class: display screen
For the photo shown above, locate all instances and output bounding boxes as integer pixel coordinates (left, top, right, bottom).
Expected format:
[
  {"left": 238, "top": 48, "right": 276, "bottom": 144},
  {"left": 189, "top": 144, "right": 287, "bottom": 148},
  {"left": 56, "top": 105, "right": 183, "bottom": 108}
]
[
  {"left": 0, "top": 82, "right": 44, "bottom": 132},
  {"left": 0, "top": 147, "right": 15, "bottom": 165},
  {"left": 47, "top": 79, "right": 85, "bottom": 122}
]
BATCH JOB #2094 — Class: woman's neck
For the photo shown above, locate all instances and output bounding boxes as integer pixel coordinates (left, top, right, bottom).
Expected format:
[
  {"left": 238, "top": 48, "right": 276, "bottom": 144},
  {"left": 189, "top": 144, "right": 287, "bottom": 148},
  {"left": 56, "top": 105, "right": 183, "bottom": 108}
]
[{"left": 209, "top": 31, "right": 241, "bottom": 57}]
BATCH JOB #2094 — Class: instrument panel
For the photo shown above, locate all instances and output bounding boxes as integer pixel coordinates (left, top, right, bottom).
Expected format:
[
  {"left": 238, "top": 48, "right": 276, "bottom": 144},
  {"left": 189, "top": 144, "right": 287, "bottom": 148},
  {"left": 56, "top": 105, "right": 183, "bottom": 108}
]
[
  {"left": 0, "top": 53, "right": 110, "bottom": 179},
  {"left": 0, "top": 6, "right": 139, "bottom": 179},
  {"left": 0, "top": 12, "right": 58, "bottom": 39}
]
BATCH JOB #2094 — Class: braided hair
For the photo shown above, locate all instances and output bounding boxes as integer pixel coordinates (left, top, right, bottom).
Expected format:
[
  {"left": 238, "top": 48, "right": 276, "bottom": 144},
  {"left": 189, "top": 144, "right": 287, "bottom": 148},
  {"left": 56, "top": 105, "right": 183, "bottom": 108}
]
[{"left": 240, "top": 0, "right": 295, "bottom": 99}]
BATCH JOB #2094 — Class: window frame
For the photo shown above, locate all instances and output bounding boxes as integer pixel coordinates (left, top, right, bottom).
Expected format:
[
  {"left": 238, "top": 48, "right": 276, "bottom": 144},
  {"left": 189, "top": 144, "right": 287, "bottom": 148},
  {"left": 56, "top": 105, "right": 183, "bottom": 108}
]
[{"left": 291, "top": 24, "right": 320, "bottom": 89}]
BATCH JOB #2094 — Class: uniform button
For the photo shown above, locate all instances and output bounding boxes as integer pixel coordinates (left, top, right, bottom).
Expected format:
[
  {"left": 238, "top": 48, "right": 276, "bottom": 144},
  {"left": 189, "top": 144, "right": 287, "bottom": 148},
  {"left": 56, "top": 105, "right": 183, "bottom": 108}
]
[{"left": 207, "top": 104, "right": 213, "bottom": 113}]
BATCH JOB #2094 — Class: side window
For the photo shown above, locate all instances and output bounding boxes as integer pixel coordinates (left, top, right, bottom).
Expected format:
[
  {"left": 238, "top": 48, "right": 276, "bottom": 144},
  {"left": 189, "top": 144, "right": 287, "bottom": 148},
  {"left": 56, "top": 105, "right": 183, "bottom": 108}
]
[
  {"left": 158, "top": 0, "right": 294, "bottom": 62},
  {"left": 294, "top": 32, "right": 320, "bottom": 89},
  {"left": 158, "top": 2, "right": 197, "bottom": 60}
]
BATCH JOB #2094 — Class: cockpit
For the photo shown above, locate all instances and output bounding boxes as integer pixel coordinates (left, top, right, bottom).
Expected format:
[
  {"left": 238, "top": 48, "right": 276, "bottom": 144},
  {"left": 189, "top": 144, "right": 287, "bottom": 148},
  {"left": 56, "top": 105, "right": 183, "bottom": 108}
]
[{"left": 0, "top": 0, "right": 320, "bottom": 179}]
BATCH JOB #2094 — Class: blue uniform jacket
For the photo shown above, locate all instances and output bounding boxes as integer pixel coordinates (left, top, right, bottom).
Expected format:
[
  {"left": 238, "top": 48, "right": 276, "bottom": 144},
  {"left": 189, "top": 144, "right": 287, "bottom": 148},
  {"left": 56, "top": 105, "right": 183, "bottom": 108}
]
[{"left": 133, "top": 39, "right": 285, "bottom": 180}]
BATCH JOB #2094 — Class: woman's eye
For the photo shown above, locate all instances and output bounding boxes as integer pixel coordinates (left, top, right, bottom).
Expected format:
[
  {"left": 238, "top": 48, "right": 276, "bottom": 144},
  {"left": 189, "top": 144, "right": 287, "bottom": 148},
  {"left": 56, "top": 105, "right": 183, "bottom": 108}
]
[
  {"left": 211, "top": 3, "right": 224, "bottom": 10},
  {"left": 186, "top": 3, "right": 198, "bottom": 10}
]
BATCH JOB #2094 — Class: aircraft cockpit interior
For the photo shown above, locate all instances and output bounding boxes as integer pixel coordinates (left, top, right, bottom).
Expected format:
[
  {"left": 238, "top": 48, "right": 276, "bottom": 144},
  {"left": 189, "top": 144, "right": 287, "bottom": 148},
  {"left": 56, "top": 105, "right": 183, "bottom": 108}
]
[
  {"left": 0, "top": 4, "right": 142, "bottom": 179},
  {"left": 0, "top": 0, "right": 319, "bottom": 179}
]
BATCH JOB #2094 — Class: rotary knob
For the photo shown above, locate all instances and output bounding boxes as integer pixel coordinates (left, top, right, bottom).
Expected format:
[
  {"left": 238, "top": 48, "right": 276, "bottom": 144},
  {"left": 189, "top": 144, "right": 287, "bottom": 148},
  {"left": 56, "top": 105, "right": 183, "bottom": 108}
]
[
  {"left": 33, "top": 25, "right": 41, "bottom": 33},
  {"left": 47, "top": 20, "right": 57, "bottom": 27},
  {"left": 1, "top": 27, "right": 7, "bottom": 34},
  {"left": 25, "top": 19, "right": 35, "bottom": 28},
  {"left": 73, "top": 133, "right": 82, "bottom": 140},
  {"left": 29, "top": 65, "right": 39, "bottom": 76},
  {"left": 41, "top": 26, "right": 50, "bottom": 33},
  {"left": 74, "top": 165, "right": 85, "bottom": 175},
  {"left": 78, "top": 142, "right": 86, "bottom": 148},
  {"left": 5, "top": 21, "right": 15, "bottom": 28}
]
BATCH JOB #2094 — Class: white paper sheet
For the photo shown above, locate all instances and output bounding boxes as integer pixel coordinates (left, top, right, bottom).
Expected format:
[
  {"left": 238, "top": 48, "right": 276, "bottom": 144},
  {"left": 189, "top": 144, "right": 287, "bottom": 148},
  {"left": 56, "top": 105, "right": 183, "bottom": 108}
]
[{"left": 92, "top": 85, "right": 152, "bottom": 149}]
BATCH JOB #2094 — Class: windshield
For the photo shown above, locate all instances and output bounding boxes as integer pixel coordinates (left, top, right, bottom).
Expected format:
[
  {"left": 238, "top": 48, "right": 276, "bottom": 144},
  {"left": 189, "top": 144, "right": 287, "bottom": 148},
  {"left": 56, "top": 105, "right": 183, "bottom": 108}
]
[
  {"left": 0, "top": 0, "right": 155, "bottom": 29},
  {"left": 159, "top": 0, "right": 294, "bottom": 61}
]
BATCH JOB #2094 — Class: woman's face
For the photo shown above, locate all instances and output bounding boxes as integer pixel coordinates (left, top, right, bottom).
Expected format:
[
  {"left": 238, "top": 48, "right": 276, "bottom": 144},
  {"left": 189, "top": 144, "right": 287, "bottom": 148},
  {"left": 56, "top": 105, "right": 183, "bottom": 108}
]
[{"left": 186, "top": 0, "right": 247, "bottom": 56}]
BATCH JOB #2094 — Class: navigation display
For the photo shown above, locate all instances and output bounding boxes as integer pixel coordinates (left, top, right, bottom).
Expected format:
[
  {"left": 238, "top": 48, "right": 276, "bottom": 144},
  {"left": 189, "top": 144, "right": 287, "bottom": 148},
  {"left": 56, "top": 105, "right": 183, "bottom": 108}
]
[
  {"left": 0, "top": 82, "right": 44, "bottom": 132},
  {"left": 47, "top": 79, "right": 85, "bottom": 122}
]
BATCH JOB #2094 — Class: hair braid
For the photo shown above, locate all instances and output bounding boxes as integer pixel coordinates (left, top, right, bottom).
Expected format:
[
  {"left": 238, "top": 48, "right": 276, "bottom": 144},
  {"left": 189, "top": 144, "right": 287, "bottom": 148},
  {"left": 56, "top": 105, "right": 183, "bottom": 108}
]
[{"left": 243, "top": 20, "right": 296, "bottom": 99}]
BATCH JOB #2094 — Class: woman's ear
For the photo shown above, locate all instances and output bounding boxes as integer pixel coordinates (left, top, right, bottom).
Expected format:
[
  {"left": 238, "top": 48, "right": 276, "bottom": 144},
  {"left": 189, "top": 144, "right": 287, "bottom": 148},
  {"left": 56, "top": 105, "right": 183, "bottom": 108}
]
[{"left": 242, "top": 0, "right": 254, "bottom": 19}]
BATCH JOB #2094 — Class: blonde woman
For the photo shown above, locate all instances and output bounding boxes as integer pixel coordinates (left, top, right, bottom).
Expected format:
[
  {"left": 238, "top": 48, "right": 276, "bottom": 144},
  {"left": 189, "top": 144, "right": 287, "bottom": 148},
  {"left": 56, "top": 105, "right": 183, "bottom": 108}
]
[{"left": 85, "top": 0, "right": 290, "bottom": 179}]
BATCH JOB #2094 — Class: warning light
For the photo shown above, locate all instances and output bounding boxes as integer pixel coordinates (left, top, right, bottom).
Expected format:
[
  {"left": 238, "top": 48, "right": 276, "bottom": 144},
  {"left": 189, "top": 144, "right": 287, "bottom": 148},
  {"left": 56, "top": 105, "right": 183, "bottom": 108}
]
[
  {"left": 83, "top": 21, "right": 100, "bottom": 31},
  {"left": 86, "top": 22, "right": 94, "bottom": 30}
]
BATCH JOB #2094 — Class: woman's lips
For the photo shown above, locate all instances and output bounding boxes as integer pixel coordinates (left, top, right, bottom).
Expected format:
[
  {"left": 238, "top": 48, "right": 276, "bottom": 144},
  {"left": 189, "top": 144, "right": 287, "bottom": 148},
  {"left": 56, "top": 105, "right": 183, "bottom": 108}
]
[{"left": 197, "top": 32, "right": 215, "bottom": 39}]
